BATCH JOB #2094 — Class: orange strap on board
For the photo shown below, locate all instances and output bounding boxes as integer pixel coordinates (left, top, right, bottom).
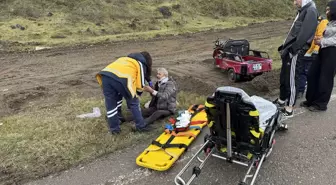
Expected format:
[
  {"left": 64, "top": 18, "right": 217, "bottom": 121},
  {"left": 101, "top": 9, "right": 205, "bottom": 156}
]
[{"left": 164, "top": 129, "right": 196, "bottom": 138}]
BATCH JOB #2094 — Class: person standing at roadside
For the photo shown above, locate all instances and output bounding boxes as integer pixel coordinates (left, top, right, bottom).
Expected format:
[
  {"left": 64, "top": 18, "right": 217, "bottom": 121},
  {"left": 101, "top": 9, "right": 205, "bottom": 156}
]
[
  {"left": 274, "top": 0, "right": 318, "bottom": 117},
  {"left": 297, "top": 16, "right": 329, "bottom": 99},
  {"left": 301, "top": 0, "right": 336, "bottom": 112}
]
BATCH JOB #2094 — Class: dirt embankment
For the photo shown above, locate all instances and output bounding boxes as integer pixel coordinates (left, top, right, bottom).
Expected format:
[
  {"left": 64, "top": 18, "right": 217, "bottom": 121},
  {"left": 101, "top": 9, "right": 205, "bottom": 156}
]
[{"left": 0, "top": 21, "right": 290, "bottom": 117}]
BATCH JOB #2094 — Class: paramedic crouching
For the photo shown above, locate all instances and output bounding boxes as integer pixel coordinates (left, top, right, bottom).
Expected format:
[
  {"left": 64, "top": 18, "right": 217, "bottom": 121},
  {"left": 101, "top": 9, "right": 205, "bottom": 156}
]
[{"left": 141, "top": 68, "right": 177, "bottom": 125}]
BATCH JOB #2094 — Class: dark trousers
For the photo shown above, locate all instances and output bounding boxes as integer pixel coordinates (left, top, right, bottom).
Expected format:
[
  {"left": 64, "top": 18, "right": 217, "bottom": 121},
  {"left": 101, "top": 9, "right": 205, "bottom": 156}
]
[
  {"left": 279, "top": 52, "right": 302, "bottom": 106},
  {"left": 126, "top": 106, "right": 173, "bottom": 124},
  {"left": 298, "top": 56, "right": 314, "bottom": 93},
  {"left": 101, "top": 75, "right": 145, "bottom": 132},
  {"left": 142, "top": 107, "right": 173, "bottom": 124},
  {"left": 306, "top": 47, "right": 336, "bottom": 110}
]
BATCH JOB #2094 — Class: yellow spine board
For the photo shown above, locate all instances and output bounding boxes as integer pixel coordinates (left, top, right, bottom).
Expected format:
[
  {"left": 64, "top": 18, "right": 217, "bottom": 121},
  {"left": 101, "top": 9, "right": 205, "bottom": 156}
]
[{"left": 136, "top": 105, "right": 208, "bottom": 171}]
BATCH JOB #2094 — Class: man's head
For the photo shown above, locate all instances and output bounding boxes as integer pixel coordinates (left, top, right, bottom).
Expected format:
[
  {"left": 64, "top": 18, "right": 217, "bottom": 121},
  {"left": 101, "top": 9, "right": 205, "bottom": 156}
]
[
  {"left": 327, "top": 0, "right": 336, "bottom": 21},
  {"left": 294, "top": 0, "right": 312, "bottom": 8},
  {"left": 156, "top": 68, "right": 168, "bottom": 80}
]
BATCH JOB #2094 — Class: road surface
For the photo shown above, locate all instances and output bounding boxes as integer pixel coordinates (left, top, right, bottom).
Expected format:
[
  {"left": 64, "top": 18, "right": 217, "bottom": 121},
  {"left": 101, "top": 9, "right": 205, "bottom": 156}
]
[{"left": 27, "top": 93, "right": 336, "bottom": 185}]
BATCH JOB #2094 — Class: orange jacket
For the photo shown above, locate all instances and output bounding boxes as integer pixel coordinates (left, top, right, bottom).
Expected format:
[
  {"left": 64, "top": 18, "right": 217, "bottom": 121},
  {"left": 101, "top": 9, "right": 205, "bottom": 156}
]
[{"left": 305, "top": 19, "right": 329, "bottom": 56}]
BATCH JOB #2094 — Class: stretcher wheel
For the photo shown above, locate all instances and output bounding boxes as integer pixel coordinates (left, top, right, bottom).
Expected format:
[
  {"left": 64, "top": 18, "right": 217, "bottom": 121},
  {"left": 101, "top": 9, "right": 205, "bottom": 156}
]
[
  {"left": 228, "top": 69, "right": 239, "bottom": 82},
  {"left": 278, "top": 123, "right": 288, "bottom": 131},
  {"left": 192, "top": 166, "right": 201, "bottom": 177}
]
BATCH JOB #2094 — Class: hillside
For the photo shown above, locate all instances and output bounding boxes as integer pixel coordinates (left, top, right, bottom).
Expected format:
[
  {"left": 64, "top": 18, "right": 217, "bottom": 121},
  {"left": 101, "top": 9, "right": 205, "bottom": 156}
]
[
  {"left": 0, "top": 0, "right": 331, "bottom": 184},
  {"left": 0, "top": 0, "right": 299, "bottom": 51}
]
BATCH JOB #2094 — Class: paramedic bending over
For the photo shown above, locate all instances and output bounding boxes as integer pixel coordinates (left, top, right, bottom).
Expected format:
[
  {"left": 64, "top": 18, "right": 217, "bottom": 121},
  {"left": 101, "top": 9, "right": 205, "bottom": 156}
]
[{"left": 95, "top": 52, "right": 154, "bottom": 135}]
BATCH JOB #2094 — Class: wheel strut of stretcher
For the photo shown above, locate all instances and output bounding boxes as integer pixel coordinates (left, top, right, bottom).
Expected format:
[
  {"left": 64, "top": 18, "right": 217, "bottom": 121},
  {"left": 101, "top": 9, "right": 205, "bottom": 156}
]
[{"left": 174, "top": 89, "right": 288, "bottom": 185}]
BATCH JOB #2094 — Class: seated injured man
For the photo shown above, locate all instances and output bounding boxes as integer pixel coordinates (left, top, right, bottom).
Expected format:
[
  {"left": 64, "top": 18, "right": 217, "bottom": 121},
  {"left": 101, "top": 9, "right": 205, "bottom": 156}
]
[{"left": 127, "top": 68, "right": 178, "bottom": 125}]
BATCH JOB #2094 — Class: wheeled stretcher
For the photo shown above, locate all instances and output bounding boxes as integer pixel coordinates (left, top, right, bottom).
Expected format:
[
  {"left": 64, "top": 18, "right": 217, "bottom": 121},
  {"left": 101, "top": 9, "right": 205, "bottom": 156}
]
[{"left": 175, "top": 87, "right": 288, "bottom": 185}]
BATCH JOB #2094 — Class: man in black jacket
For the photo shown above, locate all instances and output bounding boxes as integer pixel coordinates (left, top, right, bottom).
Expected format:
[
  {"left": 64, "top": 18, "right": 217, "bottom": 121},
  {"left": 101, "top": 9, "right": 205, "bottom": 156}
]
[{"left": 274, "top": 0, "right": 318, "bottom": 117}]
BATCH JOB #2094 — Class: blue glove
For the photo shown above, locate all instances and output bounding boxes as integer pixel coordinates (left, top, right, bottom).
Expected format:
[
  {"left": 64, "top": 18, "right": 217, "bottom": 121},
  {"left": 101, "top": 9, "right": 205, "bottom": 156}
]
[
  {"left": 165, "top": 124, "right": 174, "bottom": 131},
  {"left": 148, "top": 81, "right": 153, "bottom": 88}
]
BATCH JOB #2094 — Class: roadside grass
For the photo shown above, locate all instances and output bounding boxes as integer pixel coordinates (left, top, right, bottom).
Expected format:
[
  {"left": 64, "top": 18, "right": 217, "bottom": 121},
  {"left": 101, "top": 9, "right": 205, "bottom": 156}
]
[
  {"left": 0, "top": 91, "right": 205, "bottom": 184},
  {"left": 0, "top": 0, "right": 294, "bottom": 51}
]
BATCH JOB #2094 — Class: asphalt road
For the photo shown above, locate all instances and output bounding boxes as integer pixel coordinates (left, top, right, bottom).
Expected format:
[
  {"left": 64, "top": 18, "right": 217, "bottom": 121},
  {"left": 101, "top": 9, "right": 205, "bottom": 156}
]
[{"left": 26, "top": 94, "right": 336, "bottom": 185}]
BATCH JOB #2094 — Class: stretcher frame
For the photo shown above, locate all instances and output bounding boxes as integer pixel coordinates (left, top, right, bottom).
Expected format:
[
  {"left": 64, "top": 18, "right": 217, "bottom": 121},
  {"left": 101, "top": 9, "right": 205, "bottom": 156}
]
[{"left": 174, "top": 102, "right": 288, "bottom": 185}]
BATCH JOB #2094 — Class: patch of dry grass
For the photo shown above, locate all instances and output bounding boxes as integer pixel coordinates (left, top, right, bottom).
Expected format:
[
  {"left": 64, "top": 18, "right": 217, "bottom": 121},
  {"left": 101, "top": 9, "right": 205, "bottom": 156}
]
[{"left": 0, "top": 91, "right": 205, "bottom": 184}]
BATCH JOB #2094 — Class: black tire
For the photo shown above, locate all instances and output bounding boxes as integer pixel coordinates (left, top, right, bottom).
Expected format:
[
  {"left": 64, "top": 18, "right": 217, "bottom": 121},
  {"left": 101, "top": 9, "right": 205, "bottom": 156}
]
[{"left": 228, "top": 69, "right": 238, "bottom": 82}]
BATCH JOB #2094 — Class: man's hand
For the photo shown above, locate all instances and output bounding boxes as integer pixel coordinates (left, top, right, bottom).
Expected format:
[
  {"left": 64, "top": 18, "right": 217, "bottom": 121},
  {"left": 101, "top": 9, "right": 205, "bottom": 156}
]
[
  {"left": 143, "top": 85, "right": 154, "bottom": 93},
  {"left": 314, "top": 36, "right": 322, "bottom": 46}
]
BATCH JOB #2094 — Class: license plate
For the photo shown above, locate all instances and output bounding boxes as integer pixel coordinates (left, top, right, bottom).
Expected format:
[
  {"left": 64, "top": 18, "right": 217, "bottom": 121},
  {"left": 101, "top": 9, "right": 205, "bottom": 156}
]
[{"left": 253, "top": 63, "right": 262, "bottom": 70}]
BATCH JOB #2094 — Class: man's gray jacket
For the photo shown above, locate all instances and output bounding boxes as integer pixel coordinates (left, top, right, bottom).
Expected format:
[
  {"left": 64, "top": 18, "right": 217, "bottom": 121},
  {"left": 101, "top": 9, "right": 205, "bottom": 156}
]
[
  {"left": 279, "top": 1, "right": 318, "bottom": 55},
  {"left": 149, "top": 77, "right": 177, "bottom": 113}
]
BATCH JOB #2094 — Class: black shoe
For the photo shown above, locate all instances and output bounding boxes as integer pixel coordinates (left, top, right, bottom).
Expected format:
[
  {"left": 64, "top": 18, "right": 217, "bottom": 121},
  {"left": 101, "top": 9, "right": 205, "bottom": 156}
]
[
  {"left": 308, "top": 106, "right": 327, "bottom": 112},
  {"left": 132, "top": 125, "right": 154, "bottom": 133},
  {"left": 300, "top": 101, "right": 311, "bottom": 108},
  {"left": 273, "top": 98, "right": 285, "bottom": 108},
  {"left": 281, "top": 108, "right": 293, "bottom": 118}
]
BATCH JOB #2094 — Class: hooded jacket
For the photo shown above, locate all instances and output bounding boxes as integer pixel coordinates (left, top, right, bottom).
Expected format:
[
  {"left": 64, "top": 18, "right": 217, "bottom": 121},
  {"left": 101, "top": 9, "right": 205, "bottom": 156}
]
[
  {"left": 305, "top": 18, "right": 329, "bottom": 56},
  {"left": 96, "top": 53, "right": 149, "bottom": 99},
  {"left": 148, "top": 76, "right": 178, "bottom": 113},
  {"left": 279, "top": 0, "right": 318, "bottom": 55},
  {"left": 321, "top": 21, "right": 336, "bottom": 48},
  {"left": 321, "top": 0, "right": 336, "bottom": 48}
]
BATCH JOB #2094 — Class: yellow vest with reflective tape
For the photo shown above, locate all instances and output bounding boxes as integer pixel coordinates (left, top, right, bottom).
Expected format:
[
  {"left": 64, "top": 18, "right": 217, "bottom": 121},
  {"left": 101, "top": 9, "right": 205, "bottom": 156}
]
[{"left": 96, "top": 57, "right": 145, "bottom": 98}]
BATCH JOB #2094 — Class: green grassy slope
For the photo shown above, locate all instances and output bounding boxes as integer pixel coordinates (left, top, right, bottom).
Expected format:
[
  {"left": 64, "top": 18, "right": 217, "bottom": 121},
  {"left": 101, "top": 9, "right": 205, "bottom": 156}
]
[{"left": 0, "top": 0, "right": 297, "bottom": 50}]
